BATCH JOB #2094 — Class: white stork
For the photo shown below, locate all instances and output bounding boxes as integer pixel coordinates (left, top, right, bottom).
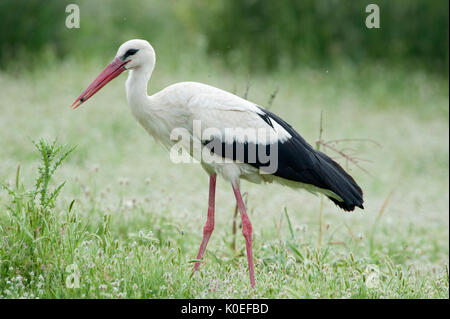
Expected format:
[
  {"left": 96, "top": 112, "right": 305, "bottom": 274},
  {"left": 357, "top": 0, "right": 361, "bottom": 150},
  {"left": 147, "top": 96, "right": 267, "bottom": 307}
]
[{"left": 72, "top": 39, "right": 364, "bottom": 288}]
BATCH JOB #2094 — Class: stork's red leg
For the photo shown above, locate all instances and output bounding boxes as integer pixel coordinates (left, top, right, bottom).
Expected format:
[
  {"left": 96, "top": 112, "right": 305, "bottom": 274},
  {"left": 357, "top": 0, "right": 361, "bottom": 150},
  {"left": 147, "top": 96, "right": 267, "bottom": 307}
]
[
  {"left": 231, "top": 181, "right": 255, "bottom": 288},
  {"left": 193, "top": 174, "right": 217, "bottom": 272}
]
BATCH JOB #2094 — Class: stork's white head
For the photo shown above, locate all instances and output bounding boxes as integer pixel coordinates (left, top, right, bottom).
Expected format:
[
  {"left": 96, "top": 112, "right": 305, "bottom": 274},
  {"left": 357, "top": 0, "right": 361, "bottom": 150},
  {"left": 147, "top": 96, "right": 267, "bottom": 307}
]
[
  {"left": 72, "top": 39, "right": 155, "bottom": 109},
  {"left": 116, "top": 39, "right": 155, "bottom": 71}
]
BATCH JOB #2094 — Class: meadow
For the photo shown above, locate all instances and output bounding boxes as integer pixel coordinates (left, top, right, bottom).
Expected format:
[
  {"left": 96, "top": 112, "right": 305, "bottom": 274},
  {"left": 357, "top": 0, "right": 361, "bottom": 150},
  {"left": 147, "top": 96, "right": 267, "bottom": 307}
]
[{"left": 0, "top": 56, "right": 448, "bottom": 298}]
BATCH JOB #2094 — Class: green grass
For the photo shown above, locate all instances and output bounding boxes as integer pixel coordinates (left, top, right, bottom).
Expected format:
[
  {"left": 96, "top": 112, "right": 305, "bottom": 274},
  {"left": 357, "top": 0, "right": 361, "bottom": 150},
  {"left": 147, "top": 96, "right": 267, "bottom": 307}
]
[{"left": 0, "top": 59, "right": 448, "bottom": 298}]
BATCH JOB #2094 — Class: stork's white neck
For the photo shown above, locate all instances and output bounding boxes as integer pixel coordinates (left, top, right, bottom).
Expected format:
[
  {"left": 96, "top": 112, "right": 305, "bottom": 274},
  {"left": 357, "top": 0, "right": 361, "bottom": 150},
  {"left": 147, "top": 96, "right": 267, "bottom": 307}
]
[
  {"left": 125, "top": 65, "right": 154, "bottom": 114},
  {"left": 125, "top": 63, "right": 169, "bottom": 142}
]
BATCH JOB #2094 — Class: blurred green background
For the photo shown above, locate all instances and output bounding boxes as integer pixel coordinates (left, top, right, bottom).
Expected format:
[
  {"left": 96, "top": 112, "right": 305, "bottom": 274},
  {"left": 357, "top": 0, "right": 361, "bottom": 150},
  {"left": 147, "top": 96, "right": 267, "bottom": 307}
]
[{"left": 0, "top": 0, "right": 448, "bottom": 75}]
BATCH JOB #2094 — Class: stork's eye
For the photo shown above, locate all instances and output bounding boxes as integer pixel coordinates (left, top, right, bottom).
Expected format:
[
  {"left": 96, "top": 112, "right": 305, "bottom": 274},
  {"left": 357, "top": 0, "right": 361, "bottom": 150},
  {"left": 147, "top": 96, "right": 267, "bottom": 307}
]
[{"left": 123, "top": 49, "right": 139, "bottom": 60}]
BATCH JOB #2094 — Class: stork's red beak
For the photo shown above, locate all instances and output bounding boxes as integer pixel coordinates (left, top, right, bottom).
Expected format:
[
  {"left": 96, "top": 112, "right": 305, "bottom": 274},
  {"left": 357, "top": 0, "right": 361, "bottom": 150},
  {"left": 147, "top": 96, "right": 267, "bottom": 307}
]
[{"left": 72, "top": 57, "right": 129, "bottom": 109}]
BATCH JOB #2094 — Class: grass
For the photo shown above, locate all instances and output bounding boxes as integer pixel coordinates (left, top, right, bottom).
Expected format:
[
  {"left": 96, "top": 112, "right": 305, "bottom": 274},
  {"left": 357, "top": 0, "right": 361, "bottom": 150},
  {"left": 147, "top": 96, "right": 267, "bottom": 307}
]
[{"left": 0, "top": 57, "right": 448, "bottom": 298}]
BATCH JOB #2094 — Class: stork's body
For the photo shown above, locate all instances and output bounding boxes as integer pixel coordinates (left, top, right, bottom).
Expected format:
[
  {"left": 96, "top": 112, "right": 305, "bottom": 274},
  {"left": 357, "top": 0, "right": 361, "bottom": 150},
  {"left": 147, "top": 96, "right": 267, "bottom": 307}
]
[{"left": 73, "top": 39, "right": 364, "bottom": 288}]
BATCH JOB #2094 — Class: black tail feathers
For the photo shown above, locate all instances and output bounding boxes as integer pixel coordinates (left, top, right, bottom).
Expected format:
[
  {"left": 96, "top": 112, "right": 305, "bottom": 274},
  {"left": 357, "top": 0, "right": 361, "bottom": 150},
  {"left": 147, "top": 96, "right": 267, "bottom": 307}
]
[
  {"left": 250, "top": 106, "right": 363, "bottom": 211},
  {"left": 315, "top": 151, "right": 364, "bottom": 212},
  {"left": 328, "top": 196, "right": 364, "bottom": 212}
]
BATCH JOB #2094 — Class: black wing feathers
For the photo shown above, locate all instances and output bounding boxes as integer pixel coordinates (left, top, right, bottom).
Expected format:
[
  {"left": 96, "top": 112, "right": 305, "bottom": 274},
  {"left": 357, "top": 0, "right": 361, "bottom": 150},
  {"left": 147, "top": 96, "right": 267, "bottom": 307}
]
[{"left": 256, "top": 112, "right": 274, "bottom": 128}]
